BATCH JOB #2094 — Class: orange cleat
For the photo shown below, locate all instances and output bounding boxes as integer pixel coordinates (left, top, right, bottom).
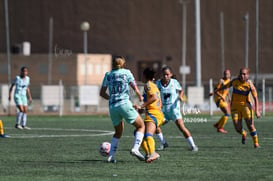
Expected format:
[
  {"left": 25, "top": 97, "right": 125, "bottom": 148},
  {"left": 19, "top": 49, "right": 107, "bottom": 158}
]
[{"left": 146, "top": 152, "right": 160, "bottom": 163}]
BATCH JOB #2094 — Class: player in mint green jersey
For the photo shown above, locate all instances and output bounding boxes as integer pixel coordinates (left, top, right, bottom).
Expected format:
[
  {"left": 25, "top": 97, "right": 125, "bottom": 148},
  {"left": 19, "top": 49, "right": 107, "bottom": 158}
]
[
  {"left": 100, "top": 56, "right": 145, "bottom": 163},
  {"left": 9, "top": 67, "right": 32, "bottom": 130},
  {"left": 156, "top": 66, "right": 198, "bottom": 151}
]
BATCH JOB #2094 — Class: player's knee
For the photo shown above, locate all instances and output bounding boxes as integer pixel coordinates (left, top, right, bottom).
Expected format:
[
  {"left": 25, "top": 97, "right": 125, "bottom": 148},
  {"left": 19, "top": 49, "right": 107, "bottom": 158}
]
[
  {"left": 232, "top": 115, "right": 238, "bottom": 122},
  {"left": 134, "top": 117, "right": 145, "bottom": 129},
  {"left": 155, "top": 128, "right": 161, "bottom": 134},
  {"left": 248, "top": 124, "right": 256, "bottom": 132},
  {"left": 233, "top": 123, "right": 242, "bottom": 133}
]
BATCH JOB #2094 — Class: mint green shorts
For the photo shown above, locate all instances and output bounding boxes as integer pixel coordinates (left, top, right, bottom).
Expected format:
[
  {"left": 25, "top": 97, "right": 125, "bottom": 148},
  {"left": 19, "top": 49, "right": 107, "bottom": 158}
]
[
  {"left": 14, "top": 94, "right": 28, "bottom": 106},
  {"left": 109, "top": 101, "right": 138, "bottom": 126}
]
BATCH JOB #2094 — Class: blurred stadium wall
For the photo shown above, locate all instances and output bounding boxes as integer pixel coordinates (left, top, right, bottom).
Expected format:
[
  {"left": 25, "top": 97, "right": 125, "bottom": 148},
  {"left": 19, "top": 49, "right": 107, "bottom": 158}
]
[{"left": 0, "top": 0, "right": 272, "bottom": 114}]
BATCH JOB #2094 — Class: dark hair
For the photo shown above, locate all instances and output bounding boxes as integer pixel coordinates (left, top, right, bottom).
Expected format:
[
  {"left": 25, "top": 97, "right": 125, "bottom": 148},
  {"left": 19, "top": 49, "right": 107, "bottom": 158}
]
[
  {"left": 161, "top": 66, "right": 172, "bottom": 73},
  {"left": 112, "top": 55, "right": 124, "bottom": 62},
  {"left": 21, "top": 66, "right": 28, "bottom": 72},
  {"left": 143, "top": 67, "right": 156, "bottom": 81},
  {"left": 161, "top": 66, "right": 177, "bottom": 79}
]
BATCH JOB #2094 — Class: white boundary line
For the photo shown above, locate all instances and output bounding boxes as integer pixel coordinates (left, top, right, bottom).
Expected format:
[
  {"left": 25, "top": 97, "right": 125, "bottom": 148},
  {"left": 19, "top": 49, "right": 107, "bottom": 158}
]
[
  {"left": 6, "top": 128, "right": 114, "bottom": 139},
  {"left": 5, "top": 127, "right": 273, "bottom": 140}
]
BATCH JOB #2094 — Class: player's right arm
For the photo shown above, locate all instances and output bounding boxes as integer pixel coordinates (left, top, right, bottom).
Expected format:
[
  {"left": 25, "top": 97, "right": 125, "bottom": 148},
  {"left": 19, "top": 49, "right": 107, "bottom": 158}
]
[
  {"left": 209, "top": 79, "right": 232, "bottom": 97},
  {"left": 8, "top": 83, "right": 15, "bottom": 101},
  {"left": 100, "top": 86, "right": 109, "bottom": 100},
  {"left": 100, "top": 72, "right": 110, "bottom": 100},
  {"left": 215, "top": 80, "right": 226, "bottom": 101}
]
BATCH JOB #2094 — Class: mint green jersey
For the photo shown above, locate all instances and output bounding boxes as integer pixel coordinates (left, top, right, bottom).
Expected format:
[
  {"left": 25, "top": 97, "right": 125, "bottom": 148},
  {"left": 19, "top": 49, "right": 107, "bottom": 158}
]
[
  {"left": 13, "top": 76, "right": 30, "bottom": 96},
  {"left": 102, "top": 69, "right": 136, "bottom": 108},
  {"left": 156, "top": 78, "right": 182, "bottom": 111}
]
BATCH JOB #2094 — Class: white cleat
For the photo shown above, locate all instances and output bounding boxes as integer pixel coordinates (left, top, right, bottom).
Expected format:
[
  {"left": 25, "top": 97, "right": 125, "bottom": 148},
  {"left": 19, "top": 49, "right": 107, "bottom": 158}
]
[
  {"left": 157, "top": 142, "right": 169, "bottom": 151},
  {"left": 190, "top": 146, "right": 199, "bottom": 152},
  {"left": 130, "top": 149, "right": 145, "bottom": 161},
  {"left": 107, "top": 155, "right": 117, "bottom": 163},
  {"left": 22, "top": 126, "right": 31, "bottom": 130},
  {"left": 15, "top": 124, "right": 23, "bottom": 130}
]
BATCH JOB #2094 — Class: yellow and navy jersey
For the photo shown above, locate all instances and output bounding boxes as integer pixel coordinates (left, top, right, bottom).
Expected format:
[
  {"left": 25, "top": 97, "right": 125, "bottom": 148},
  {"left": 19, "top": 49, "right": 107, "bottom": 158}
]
[
  {"left": 228, "top": 78, "right": 257, "bottom": 106},
  {"left": 214, "top": 78, "right": 230, "bottom": 102},
  {"left": 143, "top": 81, "right": 162, "bottom": 111}
]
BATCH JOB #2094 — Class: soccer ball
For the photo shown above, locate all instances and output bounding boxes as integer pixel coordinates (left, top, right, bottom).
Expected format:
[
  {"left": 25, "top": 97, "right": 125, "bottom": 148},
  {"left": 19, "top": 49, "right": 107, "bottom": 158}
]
[{"left": 99, "top": 142, "right": 111, "bottom": 157}]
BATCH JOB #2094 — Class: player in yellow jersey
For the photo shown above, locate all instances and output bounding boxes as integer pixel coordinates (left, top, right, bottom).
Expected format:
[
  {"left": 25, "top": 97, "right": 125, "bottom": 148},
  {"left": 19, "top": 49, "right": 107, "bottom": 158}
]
[
  {"left": 210, "top": 68, "right": 260, "bottom": 148},
  {"left": 134, "top": 68, "right": 165, "bottom": 163},
  {"left": 213, "top": 69, "right": 231, "bottom": 134},
  {"left": 0, "top": 119, "right": 10, "bottom": 138}
]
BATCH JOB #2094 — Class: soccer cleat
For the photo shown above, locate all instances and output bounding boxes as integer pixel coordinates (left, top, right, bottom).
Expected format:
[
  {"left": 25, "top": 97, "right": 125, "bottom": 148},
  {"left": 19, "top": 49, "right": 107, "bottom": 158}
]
[
  {"left": 157, "top": 142, "right": 169, "bottom": 151},
  {"left": 107, "top": 155, "right": 117, "bottom": 163},
  {"left": 190, "top": 146, "right": 199, "bottom": 152},
  {"left": 254, "top": 143, "right": 260, "bottom": 149},
  {"left": 146, "top": 152, "right": 160, "bottom": 163},
  {"left": 22, "top": 126, "right": 31, "bottom": 130},
  {"left": 242, "top": 131, "right": 247, "bottom": 144},
  {"left": 130, "top": 149, "right": 145, "bottom": 161},
  {"left": 15, "top": 124, "right": 23, "bottom": 130},
  {"left": 217, "top": 128, "right": 228, "bottom": 134},
  {"left": 0, "top": 134, "right": 10, "bottom": 138}
]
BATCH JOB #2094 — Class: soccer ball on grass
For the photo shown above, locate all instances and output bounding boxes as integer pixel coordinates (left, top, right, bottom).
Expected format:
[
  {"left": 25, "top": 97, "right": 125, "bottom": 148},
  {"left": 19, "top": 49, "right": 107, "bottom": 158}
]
[{"left": 99, "top": 142, "right": 111, "bottom": 157}]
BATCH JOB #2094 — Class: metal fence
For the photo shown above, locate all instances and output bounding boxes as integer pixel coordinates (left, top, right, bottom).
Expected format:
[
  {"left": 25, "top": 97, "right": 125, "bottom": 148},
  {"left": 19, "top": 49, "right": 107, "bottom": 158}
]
[{"left": 1, "top": 79, "right": 273, "bottom": 116}]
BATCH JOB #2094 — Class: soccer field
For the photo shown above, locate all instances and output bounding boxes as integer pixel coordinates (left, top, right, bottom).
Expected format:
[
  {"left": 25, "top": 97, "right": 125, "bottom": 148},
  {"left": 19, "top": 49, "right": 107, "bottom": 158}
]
[{"left": 0, "top": 114, "right": 272, "bottom": 181}]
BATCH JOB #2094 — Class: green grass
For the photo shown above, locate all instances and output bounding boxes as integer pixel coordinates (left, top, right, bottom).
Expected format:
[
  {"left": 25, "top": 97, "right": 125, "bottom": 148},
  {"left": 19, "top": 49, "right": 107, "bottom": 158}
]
[{"left": 0, "top": 114, "right": 273, "bottom": 181}]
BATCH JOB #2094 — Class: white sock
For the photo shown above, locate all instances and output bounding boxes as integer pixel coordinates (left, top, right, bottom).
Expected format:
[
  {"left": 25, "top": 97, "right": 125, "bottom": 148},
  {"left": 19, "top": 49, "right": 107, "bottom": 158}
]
[
  {"left": 22, "top": 113, "right": 27, "bottom": 126},
  {"left": 186, "top": 136, "right": 196, "bottom": 148},
  {"left": 156, "top": 133, "right": 166, "bottom": 145},
  {"left": 16, "top": 112, "right": 23, "bottom": 125},
  {"left": 132, "top": 131, "right": 144, "bottom": 150},
  {"left": 109, "top": 137, "right": 119, "bottom": 158}
]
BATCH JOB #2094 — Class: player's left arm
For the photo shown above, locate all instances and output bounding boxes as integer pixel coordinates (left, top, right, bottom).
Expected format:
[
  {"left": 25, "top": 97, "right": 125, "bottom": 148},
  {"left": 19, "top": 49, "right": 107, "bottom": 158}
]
[
  {"left": 178, "top": 89, "right": 184, "bottom": 102},
  {"left": 140, "top": 85, "right": 157, "bottom": 109},
  {"left": 130, "top": 82, "right": 143, "bottom": 102},
  {"left": 249, "top": 81, "right": 260, "bottom": 118},
  {"left": 27, "top": 86, "right": 32, "bottom": 103},
  {"left": 175, "top": 79, "right": 183, "bottom": 102},
  {"left": 100, "top": 73, "right": 110, "bottom": 100}
]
